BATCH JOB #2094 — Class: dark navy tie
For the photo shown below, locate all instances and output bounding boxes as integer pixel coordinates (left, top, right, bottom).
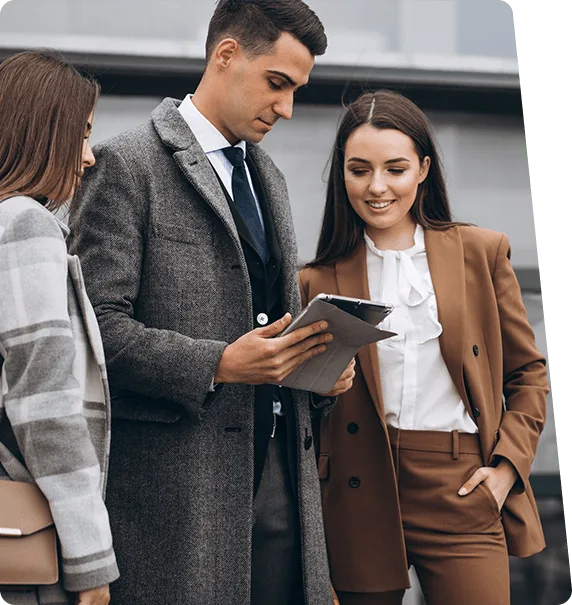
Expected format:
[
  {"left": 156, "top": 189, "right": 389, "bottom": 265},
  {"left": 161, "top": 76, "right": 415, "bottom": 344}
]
[{"left": 222, "top": 146, "right": 269, "bottom": 263}]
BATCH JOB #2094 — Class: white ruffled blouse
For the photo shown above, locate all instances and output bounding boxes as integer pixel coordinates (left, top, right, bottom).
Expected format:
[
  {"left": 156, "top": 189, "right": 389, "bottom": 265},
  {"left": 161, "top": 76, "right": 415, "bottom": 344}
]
[{"left": 365, "top": 225, "right": 478, "bottom": 433}]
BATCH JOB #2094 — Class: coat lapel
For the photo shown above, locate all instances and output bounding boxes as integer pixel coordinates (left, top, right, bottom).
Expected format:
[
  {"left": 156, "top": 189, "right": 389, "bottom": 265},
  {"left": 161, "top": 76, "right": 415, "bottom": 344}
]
[
  {"left": 335, "top": 240, "right": 385, "bottom": 422},
  {"left": 151, "top": 98, "right": 242, "bottom": 250},
  {"left": 425, "top": 227, "right": 470, "bottom": 409},
  {"left": 247, "top": 143, "right": 300, "bottom": 313},
  {"left": 246, "top": 155, "right": 282, "bottom": 268},
  {"left": 67, "top": 255, "right": 106, "bottom": 368}
]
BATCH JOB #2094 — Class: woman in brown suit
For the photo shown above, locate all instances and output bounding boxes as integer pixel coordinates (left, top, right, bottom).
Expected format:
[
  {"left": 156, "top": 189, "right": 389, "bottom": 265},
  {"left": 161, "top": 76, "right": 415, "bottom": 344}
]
[{"left": 300, "top": 90, "right": 548, "bottom": 605}]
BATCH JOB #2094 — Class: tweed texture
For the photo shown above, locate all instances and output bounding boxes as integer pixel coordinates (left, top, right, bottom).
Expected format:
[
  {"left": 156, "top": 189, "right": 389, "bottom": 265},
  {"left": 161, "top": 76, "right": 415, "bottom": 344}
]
[{"left": 70, "top": 98, "right": 332, "bottom": 605}]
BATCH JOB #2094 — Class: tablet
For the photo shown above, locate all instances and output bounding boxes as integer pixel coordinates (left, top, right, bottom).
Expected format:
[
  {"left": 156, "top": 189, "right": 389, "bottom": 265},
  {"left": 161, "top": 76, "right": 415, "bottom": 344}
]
[
  {"left": 277, "top": 294, "right": 396, "bottom": 392},
  {"left": 280, "top": 293, "right": 393, "bottom": 337},
  {"left": 315, "top": 293, "right": 393, "bottom": 325}
]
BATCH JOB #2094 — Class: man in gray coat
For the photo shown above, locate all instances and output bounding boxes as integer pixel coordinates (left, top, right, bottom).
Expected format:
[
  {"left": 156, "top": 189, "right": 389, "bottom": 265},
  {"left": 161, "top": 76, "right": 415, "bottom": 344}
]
[{"left": 71, "top": 1, "right": 354, "bottom": 604}]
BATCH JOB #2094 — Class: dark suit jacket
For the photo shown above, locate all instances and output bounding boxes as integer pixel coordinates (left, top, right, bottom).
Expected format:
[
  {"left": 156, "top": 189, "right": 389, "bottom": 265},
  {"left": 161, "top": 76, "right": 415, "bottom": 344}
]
[
  {"left": 299, "top": 225, "right": 548, "bottom": 593},
  {"left": 71, "top": 97, "right": 333, "bottom": 605}
]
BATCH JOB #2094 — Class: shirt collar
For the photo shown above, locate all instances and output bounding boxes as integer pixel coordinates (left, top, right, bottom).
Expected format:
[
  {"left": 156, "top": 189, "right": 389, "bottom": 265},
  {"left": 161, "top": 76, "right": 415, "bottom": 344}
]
[
  {"left": 178, "top": 94, "right": 246, "bottom": 156},
  {"left": 364, "top": 223, "right": 425, "bottom": 257}
]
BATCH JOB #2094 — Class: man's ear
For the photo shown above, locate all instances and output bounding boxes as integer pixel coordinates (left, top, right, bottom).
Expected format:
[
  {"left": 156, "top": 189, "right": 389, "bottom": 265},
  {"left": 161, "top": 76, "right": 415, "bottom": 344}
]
[{"left": 212, "top": 38, "right": 240, "bottom": 69}]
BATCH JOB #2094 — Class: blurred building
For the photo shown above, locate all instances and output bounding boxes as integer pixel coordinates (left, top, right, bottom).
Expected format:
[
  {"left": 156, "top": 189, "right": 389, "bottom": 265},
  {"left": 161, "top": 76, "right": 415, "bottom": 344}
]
[{"left": 1, "top": 1, "right": 569, "bottom": 602}]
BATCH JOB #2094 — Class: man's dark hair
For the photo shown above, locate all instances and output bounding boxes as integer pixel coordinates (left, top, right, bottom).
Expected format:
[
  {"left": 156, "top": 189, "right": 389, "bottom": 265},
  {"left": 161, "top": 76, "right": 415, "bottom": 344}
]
[{"left": 205, "top": 0, "right": 327, "bottom": 60}]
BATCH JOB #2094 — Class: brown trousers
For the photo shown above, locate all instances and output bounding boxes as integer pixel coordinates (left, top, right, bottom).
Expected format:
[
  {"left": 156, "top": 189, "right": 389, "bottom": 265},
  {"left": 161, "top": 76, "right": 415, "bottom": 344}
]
[{"left": 337, "top": 427, "right": 509, "bottom": 605}]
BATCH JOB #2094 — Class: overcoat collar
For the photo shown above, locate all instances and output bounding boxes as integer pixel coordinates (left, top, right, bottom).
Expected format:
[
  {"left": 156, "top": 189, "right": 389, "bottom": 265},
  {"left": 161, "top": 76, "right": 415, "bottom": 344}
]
[
  {"left": 151, "top": 97, "right": 300, "bottom": 312},
  {"left": 152, "top": 97, "right": 241, "bottom": 246}
]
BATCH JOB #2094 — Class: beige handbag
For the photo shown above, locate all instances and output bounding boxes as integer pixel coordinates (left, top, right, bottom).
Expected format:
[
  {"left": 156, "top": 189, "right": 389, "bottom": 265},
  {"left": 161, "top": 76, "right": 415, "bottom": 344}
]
[{"left": 0, "top": 442, "right": 59, "bottom": 588}]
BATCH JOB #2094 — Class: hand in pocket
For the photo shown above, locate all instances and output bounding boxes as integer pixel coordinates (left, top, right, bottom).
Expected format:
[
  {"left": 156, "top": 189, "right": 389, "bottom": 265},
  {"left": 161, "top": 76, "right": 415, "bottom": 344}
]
[{"left": 457, "top": 459, "right": 518, "bottom": 510}]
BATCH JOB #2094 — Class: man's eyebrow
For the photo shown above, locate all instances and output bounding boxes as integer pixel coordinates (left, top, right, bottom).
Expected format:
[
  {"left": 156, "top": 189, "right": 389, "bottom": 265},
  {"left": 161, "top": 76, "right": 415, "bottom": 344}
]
[{"left": 266, "top": 69, "right": 297, "bottom": 87}]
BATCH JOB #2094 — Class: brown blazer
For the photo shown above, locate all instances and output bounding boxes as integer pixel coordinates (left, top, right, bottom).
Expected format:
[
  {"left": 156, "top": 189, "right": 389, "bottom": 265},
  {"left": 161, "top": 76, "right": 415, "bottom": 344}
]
[{"left": 299, "top": 225, "right": 549, "bottom": 593}]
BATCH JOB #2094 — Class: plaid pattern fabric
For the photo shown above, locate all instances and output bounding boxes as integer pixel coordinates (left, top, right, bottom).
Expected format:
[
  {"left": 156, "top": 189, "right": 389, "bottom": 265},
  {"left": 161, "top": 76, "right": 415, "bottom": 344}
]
[{"left": 0, "top": 196, "right": 119, "bottom": 600}]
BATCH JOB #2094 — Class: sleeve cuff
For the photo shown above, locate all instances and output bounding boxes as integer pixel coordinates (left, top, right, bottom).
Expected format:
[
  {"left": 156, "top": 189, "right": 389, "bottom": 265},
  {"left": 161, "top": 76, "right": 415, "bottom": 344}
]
[
  {"left": 489, "top": 448, "right": 527, "bottom": 495},
  {"left": 63, "top": 557, "right": 120, "bottom": 593},
  {"left": 310, "top": 393, "right": 337, "bottom": 417}
]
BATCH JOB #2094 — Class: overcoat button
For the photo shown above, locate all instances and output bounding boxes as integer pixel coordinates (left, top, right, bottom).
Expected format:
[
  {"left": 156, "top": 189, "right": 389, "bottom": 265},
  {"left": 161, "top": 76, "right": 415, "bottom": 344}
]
[
  {"left": 304, "top": 435, "right": 313, "bottom": 450},
  {"left": 256, "top": 313, "right": 269, "bottom": 326},
  {"left": 349, "top": 477, "right": 361, "bottom": 488},
  {"left": 473, "top": 345, "right": 479, "bottom": 356},
  {"left": 472, "top": 406, "right": 481, "bottom": 418},
  {"left": 347, "top": 423, "right": 359, "bottom": 434}
]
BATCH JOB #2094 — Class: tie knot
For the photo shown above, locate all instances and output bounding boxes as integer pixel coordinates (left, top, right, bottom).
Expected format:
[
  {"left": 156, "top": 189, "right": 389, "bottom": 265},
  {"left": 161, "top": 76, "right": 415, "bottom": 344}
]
[{"left": 222, "top": 146, "right": 245, "bottom": 168}]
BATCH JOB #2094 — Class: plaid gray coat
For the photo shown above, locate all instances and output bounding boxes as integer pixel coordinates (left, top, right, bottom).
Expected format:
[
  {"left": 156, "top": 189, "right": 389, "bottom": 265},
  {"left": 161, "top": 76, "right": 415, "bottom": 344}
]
[{"left": 0, "top": 196, "right": 119, "bottom": 604}]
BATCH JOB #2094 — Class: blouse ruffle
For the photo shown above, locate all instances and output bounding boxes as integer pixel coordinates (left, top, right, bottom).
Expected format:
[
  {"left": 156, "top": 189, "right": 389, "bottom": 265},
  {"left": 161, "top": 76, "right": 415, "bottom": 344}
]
[{"left": 364, "top": 225, "right": 442, "bottom": 344}]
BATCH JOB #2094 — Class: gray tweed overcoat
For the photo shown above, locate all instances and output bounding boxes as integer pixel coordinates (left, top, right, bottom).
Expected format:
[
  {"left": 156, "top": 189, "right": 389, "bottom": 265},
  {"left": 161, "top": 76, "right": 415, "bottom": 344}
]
[{"left": 71, "top": 98, "right": 333, "bottom": 605}]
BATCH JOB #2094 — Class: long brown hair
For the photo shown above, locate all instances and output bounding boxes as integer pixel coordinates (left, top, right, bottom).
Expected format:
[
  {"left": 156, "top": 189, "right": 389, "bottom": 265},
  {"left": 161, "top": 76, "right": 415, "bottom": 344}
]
[
  {"left": 0, "top": 49, "right": 100, "bottom": 210},
  {"left": 308, "top": 89, "right": 462, "bottom": 267}
]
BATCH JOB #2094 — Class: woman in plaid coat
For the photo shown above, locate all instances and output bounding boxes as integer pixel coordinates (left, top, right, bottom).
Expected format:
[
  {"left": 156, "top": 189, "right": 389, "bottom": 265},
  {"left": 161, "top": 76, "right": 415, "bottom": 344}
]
[{"left": 0, "top": 51, "right": 119, "bottom": 605}]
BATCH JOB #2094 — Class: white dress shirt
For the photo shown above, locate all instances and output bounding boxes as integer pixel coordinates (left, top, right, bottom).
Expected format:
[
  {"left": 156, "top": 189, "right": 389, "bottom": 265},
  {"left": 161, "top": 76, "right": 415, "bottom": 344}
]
[
  {"left": 178, "top": 95, "right": 265, "bottom": 229},
  {"left": 178, "top": 95, "right": 279, "bottom": 414},
  {"left": 366, "top": 225, "right": 478, "bottom": 433}
]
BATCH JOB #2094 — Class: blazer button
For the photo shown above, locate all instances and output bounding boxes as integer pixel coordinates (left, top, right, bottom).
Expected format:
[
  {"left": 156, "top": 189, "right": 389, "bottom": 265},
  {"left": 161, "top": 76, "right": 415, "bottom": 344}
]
[
  {"left": 347, "top": 422, "right": 359, "bottom": 434},
  {"left": 256, "top": 313, "right": 269, "bottom": 326},
  {"left": 473, "top": 345, "right": 479, "bottom": 356},
  {"left": 304, "top": 435, "right": 313, "bottom": 450},
  {"left": 348, "top": 477, "right": 361, "bottom": 489},
  {"left": 472, "top": 405, "right": 481, "bottom": 418}
]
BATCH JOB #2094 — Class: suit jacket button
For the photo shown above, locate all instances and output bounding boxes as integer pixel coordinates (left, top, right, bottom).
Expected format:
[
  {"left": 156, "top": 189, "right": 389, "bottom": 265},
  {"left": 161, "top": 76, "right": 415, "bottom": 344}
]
[
  {"left": 349, "top": 477, "right": 361, "bottom": 488},
  {"left": 347, "top": 422, "right": 359, "bottom": 434},
  {"left": 304, "top": 435, "right": 313, "bottom": 450},
  {"left": 473, "top": 345, "right": 479, "bottom": 356},
  {"left": 472, "top": 406, "right": 481, "bottom": 418},
  {"left": 256, "top": 313, "right": 269, "bottom": 326}
]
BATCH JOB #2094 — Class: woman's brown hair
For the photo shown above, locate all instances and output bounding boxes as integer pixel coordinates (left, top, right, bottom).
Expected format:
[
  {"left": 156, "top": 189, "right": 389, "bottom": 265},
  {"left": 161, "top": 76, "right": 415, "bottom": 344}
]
[
  {"left": 308, "top": 89, "right": 463, "bottom": 267},
  {"left": 0, "top": 49, "right": 100, "bottom": 209}
]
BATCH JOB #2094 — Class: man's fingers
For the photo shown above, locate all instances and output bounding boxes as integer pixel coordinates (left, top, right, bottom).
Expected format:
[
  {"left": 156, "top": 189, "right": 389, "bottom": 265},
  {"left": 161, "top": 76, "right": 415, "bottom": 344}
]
[
  {"left": 279, "top": 319, "right": 330, "bottom": 347},
  {"left": 257, "top": 313, "right": 292, "bottom": 337},
  {"left": 458, "top": 467, "right": 489, "bottom": 496},
  {"left": 275, "top": 330, "right": 333, "bottom": 367},
  {"left": 257, "top": 315, "right": 330, "bottom": 348}
]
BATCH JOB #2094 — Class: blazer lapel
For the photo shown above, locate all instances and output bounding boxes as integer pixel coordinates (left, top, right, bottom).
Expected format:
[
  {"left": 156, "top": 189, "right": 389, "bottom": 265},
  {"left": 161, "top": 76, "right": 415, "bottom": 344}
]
[
  {"left": 151, "top": 98, "right": 241, "bottom": 249},
  {"left": 335, "top": 240, "right": 385, "bottom": 422},
  {"left": 425, "top": 227, "right": 470, "bottom": 409},
  {"left": 334, "top": 227, "right": 471, "bottom": 424}
]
